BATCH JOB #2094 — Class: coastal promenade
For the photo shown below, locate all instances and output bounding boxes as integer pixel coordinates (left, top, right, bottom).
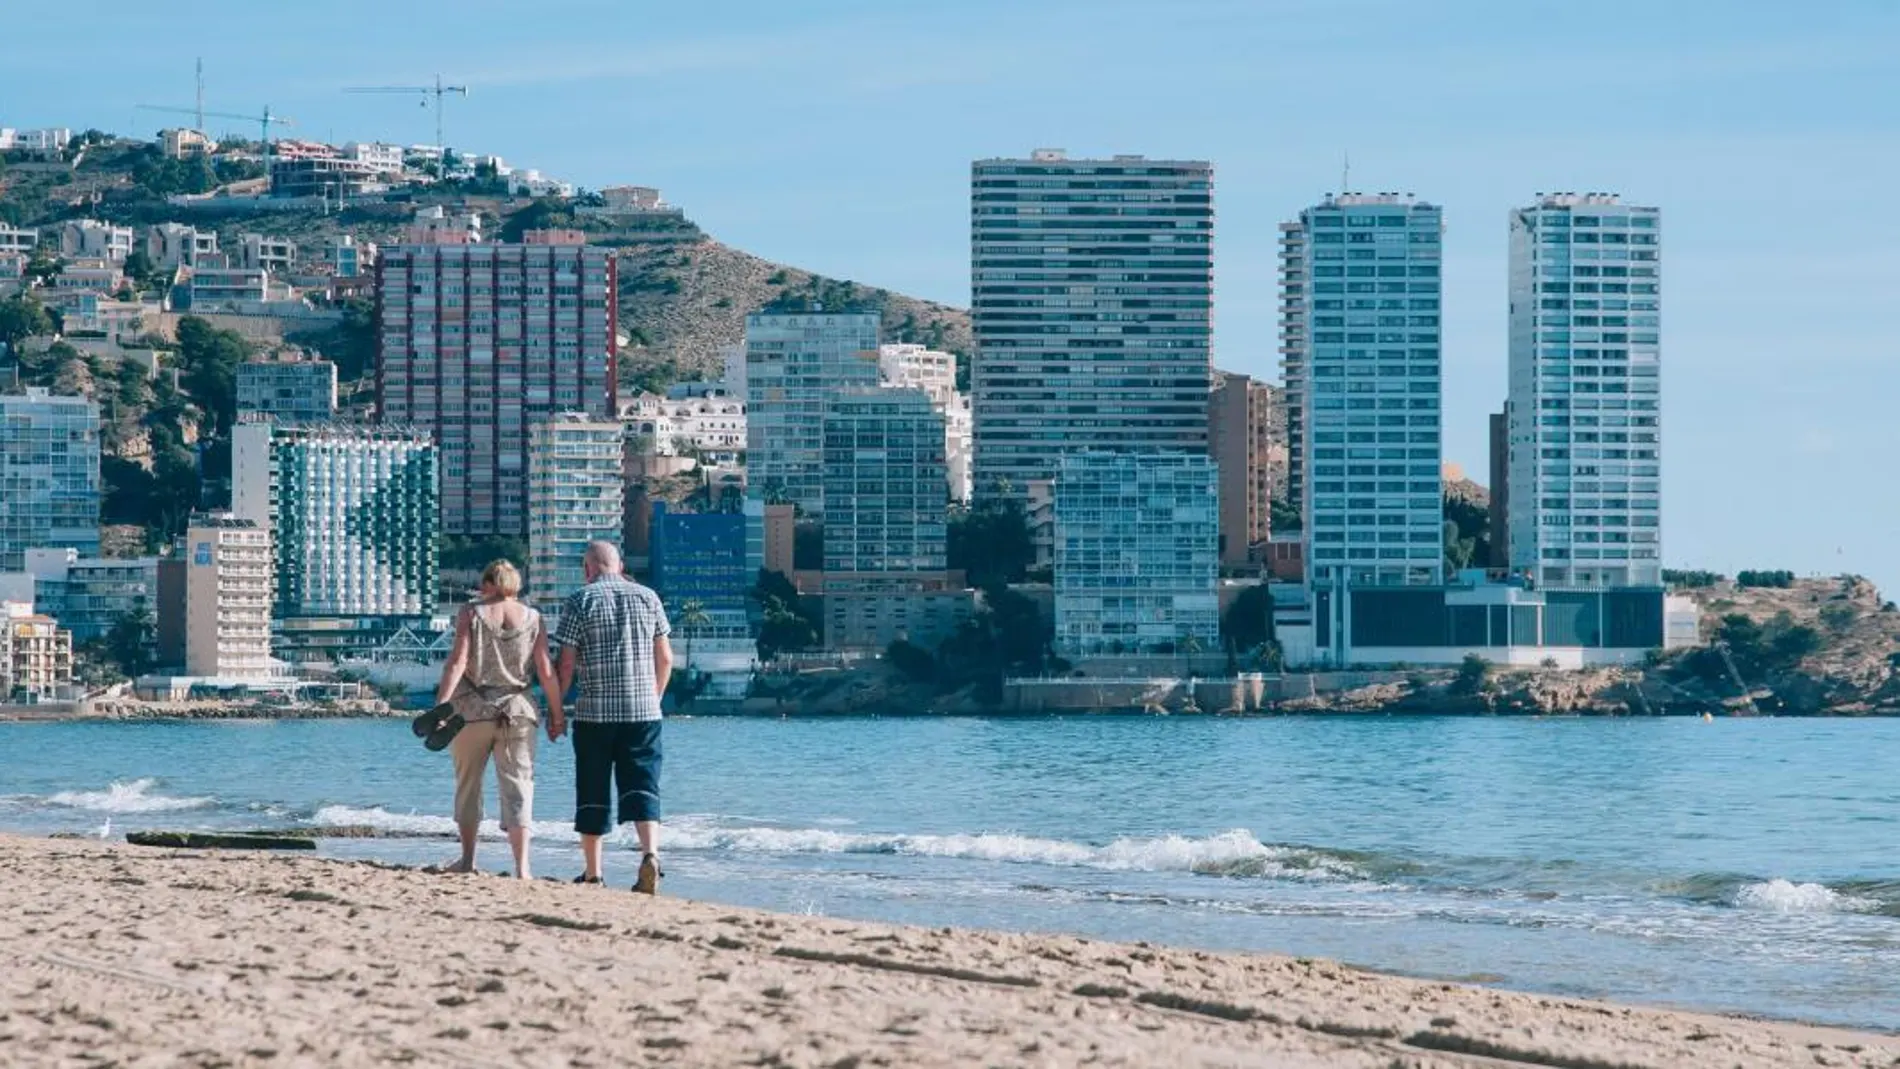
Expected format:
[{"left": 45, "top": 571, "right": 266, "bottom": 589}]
[{"left": 2, "top": 834, "right": 1893, "bottom": 1067}]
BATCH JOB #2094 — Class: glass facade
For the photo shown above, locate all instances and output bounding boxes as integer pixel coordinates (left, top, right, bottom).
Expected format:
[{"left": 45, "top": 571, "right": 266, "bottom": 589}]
[
  {"left": 1507, "top": 196, "right": 1662, "bottom": 588},
  {"left": 744, "top": 312, "right": 881, "bottom": 519},
  {"left": 1284, "top": 195, "right": 1444, "bottom": 588},
  {"left": 1053, "top": 452, "right": 1218, "bottom": 654},
  {"left": 0, "top": 389, "right": 100, "bottom": 571},
  {"left": 650, "top": 503, "right": 749, "bottom": 614},
  {"left": 971, "top": 152, "right": 1213, "bottom": 501},
  {"left": 821, "top": 388, "right": 948, "bottom": 574},
  {"left": 236, "top": 360, "right": 338, "bottom": 423}
]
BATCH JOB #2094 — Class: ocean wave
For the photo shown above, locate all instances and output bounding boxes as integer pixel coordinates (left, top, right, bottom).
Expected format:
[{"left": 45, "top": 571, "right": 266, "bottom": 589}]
[
  {"left": 1658, "top": 871, "right": 1893, "bottom": 915},
  {"left": 1734, "top": 879, "right": 1879, "bottom": 915},
  {"left": 41, "top": 778, "right": 216, "bottom": 814},
  {"left": 302, "top": 808, "right": 1365, "bottom": 881}
]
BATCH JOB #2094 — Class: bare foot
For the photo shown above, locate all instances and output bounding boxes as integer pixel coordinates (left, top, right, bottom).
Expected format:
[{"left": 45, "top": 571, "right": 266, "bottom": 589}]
[{"left": 436, "top": 859, "right": 476, "bottom": 874}]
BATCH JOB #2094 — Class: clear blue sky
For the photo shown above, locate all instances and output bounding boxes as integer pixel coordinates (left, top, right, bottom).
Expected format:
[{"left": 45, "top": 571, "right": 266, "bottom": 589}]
[{"left": 5, "top": 0, "right": 1897, "bottom": 593}]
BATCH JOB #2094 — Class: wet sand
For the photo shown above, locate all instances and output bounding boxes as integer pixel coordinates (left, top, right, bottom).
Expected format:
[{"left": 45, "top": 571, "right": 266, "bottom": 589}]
[{"left": 1, "top": 834, "right": 1893, "bottom": 1067}]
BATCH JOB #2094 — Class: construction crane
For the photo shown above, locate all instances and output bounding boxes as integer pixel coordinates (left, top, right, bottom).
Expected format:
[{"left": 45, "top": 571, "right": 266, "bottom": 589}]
[
  {"left": 137, "top": 103, "right": 294, "bottom": 166},
  {"left": 343, "top": 75, "right": 468, "bottom": 151}
]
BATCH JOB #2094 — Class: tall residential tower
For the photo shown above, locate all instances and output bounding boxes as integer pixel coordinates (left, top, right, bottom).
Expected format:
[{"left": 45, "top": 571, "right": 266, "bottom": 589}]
[
  {"left": 375, "top": 232, "right": 617, "bottom": 536},
  {"left": 1281, "top": 194, "right": 1445, "bottom": 589},
  {"left": 1506, "top": 194, "right": 1661, "bottom": 587},
  {"left": 970, "top": 150, "right": 1213, "bottom": 499}
]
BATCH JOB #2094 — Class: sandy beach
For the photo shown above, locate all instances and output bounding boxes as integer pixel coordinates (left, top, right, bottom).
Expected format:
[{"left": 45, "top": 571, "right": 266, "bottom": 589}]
[{"left": 1, "top": 834, "right": 1893, "bottom": 1068}]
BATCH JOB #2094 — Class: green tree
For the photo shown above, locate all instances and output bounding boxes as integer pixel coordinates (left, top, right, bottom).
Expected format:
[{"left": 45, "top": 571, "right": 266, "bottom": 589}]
[
  {"left": 673, "top": 597, "right": 713, "bottom": 685},
  {"left": 885, "top": 639, "right": 936, "bottom": 682},
  {"left": 102, "top": 598, "right": 157, "bottom": 678},
  {"left": 0, "top": 295, "right": 52, "bottom": 355},
  {"left": 1221, "top": 584, "right": 1275, "bottom": 659},
  {"left": 947, "top": 498, "right": 1033, "bottom": 589},
  {"left": 1269, "top": 496, "right": 1302, "bottom": 534},
  {"left": 174, "top": 316, "right": 254, "bottom": 437},
  {"left": 1442, "top": 493, "right": 1491, "bottom": 573},
  {"left": 751, "top": 569, "right": 819, "bottom": 659}
]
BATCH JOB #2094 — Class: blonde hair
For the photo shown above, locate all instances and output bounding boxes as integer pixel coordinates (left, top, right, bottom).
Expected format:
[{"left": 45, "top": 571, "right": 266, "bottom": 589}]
[{"left": 480, "top": 560, "right": 523, "bottom": 598}]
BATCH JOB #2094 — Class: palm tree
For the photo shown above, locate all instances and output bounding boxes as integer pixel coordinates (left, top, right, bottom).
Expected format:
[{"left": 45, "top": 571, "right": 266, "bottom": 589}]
[{"left": 674, "top": 598, "right": 713, "bottom": 692}]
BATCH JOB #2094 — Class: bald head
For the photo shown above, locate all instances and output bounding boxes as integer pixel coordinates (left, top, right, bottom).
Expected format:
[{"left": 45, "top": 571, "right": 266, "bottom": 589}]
[{"left": 582, "top": 540, "right": 623, "bottom": 582}]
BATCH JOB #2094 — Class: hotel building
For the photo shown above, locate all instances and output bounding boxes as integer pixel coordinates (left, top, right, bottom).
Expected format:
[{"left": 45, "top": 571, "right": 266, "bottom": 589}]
[
  {"left": 183, "top": 513, "right": 275, "bottom": 680},
  {"left": 232, "top": 422, "right": 438, "bottom": 661}
]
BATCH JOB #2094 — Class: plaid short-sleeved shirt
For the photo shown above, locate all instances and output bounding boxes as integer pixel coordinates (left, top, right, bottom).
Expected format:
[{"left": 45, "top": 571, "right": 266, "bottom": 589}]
[{"left": 552, "top": 575, "right": 671, "bottom": 723}]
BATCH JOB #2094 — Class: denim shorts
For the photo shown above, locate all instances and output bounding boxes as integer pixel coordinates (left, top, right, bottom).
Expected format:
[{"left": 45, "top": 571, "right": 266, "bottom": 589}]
[{"left": 571, "top": 720, "right": 662, "bottom": 835}]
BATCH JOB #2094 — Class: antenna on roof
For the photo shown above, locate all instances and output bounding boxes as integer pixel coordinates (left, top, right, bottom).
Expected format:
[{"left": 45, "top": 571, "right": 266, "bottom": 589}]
[{"left": 1341, "top": 151, "right": 1351, "bottom": 193}]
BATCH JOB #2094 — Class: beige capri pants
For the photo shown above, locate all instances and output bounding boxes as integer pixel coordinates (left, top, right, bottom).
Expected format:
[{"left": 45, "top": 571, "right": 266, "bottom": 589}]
[{"left": 450, "top": 716, "right": 537, "bottom": 830}]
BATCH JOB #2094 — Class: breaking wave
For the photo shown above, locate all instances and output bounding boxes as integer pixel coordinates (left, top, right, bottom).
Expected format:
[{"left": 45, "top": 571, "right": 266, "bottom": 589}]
[
  {"left": 305, "top": 807, "right": 1367, "bottom": 881},
  {"left": 40, "top": 778, "right": 217, "bottom": 814}
]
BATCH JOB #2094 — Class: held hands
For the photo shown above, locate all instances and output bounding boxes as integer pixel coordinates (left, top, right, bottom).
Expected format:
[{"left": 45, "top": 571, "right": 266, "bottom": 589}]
[{"left": 546, "top": 709, "right": 567, "bottom": 743}]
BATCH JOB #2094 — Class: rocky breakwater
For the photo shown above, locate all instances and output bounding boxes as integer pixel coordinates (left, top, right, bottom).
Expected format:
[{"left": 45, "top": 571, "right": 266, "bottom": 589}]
[{"left": 83, "top": 697, "right": 397, "bottom": 721}]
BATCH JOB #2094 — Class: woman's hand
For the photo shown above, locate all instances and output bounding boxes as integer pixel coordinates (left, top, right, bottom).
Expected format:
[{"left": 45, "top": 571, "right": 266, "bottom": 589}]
[{"left": 545, "top": 708, "right": 566, "bottom": 742}]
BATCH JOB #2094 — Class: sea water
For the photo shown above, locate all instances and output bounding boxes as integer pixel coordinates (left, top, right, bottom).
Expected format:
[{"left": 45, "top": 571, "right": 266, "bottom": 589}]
[{"left": 2, "top": 715, "right": 1895, "bottom": 1029}]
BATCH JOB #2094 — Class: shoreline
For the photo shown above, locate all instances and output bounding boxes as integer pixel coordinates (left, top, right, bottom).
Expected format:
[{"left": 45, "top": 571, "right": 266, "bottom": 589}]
[
  {"left": 2, "top": 833, "right": 1894, "bottom": 1067},
  {"left": 7, "top": 705, "right": 1900, "bottom": 723}
]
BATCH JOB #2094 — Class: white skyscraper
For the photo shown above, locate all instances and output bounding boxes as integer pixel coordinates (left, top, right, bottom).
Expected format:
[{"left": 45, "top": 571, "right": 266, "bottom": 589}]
[
  {"left": 527, "top": 414, "right": 625, "bottom": 611},
  {"left": 1507, "top": 194, "right": 1662, "bottom": 588},
  {"left": 970, "top": 150, "right": 1213, "bottom": 500},
  {"left": 1281, "top": 194, "right": 1445, "bottom": 589}
]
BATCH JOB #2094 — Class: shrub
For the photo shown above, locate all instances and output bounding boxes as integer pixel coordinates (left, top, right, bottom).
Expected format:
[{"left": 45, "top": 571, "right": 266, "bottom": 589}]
[
  {"left": 1662, "top": 569, "right": 1722, "bottom": 589},
  {"left": 1736, "top": 570, "right": 1795, "bottom": 589},
  {"left": 1450, "top": 653, "right": 1489, "bottom": 696},
  {"left": 885, "top": 639, "right": 936, "bottom": 683}
]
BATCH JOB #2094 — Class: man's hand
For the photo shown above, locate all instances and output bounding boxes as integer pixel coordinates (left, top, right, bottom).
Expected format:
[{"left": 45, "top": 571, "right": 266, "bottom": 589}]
[{"left": 546, "top": 711, "right": 566, "bottom": 742}]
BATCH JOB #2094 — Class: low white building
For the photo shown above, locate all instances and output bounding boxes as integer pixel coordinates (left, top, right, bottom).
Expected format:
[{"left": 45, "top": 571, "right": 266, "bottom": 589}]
[
  {"left": 59, "top": 220, "right": 134, "bottom": 263},
  {"left": 0, "top": 128, "right": 71, "bottom": 157},
  {"left": 161, "top": 128, "right": 216, "bottom": 158},
  {"left": 621, "top": 391, "right": 747, "bottom": 457},
  {"left": 509, "top": 168, "right": 575, "bottom": 198},
  {"left": 237, "top": 233, "right": 295, "bottom": 273},
  {"left": 147, "top": 222, "right": 218, "bottom": 269},
  {"left": 0, "top": 225, "right": 37, "bottom": 254},
  {"left": 404, "top": 205, "right": 482, "bottom": 245},
  {"left": 343, "top": 141, "right": 405, "bottom": 175}
]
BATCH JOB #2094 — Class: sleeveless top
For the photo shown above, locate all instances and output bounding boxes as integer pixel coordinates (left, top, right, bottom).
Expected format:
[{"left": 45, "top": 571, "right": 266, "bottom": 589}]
[{"left": 449, "top": 603, "right": 542, "bottom": 725}]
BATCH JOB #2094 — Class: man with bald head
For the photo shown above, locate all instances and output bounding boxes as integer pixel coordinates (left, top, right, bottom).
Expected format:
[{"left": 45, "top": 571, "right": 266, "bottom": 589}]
[{"left": 553, "top": 540, "right": 674, "bottom": 892}]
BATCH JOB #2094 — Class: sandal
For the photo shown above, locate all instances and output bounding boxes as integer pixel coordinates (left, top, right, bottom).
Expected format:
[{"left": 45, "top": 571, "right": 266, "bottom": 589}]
[
  {"left": 633, "top": 853, "right": 663, "bottom": 896},
  {"left": 422, "top": 707, "right": 466, "bottom": 752}
]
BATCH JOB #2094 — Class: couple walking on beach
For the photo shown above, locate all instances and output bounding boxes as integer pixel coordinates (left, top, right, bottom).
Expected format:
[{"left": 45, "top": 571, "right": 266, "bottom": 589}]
[{"left": 427, "top": 540, "right": 673, "bottom": 891}]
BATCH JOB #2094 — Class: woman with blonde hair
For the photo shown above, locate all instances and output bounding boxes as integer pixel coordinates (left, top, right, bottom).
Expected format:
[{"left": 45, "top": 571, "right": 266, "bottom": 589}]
[{"left": 430, "top": 559, "right": 561, "bottom": 878}]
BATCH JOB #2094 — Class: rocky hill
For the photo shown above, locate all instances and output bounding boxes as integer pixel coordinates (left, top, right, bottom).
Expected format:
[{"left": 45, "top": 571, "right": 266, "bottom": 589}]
[{"left": 0, "top": 136, "right": 971, "bottom": 397}]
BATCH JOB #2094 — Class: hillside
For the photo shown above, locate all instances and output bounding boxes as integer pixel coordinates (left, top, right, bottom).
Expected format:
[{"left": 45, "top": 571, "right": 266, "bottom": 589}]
[{"left": 0, "top": 135, "right": 972, "bottom": 397}]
